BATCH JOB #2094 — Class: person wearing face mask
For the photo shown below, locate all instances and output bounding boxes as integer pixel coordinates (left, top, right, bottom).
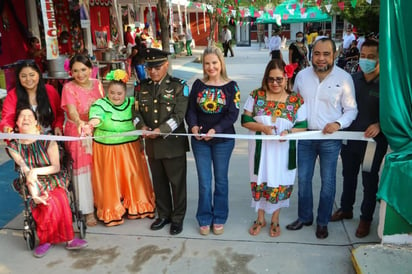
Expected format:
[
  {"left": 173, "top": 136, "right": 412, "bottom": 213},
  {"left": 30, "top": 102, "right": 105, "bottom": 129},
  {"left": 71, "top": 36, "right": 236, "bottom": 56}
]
[
  {"left": 58, "top": 31, "right": 72, "bottom": 55},
  {"left": 288, "top": 31, "right": 309, "bottom": 84},
  {"left": 330, "top": 39, "right": 388, "bottom": 238}
]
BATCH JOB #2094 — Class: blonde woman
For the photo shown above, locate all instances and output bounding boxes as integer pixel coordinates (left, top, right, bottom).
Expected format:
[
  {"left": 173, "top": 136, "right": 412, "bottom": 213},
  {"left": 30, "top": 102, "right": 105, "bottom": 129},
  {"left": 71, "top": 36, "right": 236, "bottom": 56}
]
[{"left": 185, "top": 47, "right": 240, "bottom": 236}]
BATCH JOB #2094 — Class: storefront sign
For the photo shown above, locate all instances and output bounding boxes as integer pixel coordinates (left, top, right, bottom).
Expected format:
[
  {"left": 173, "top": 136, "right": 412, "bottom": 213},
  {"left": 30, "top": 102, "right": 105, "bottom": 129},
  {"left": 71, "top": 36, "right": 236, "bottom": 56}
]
[{"left": 40, "top": 0, "right": 59, "bottom": 59}]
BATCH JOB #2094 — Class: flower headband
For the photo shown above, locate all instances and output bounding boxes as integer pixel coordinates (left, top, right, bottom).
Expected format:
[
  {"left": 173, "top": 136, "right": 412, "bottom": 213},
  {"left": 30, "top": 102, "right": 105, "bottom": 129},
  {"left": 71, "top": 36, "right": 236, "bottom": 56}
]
[
  {"left": 284, "top": 63, "right": 298, "bottom": 78},
  {"left": 106, "top": 69, "right": 129, "bottom": 83}
]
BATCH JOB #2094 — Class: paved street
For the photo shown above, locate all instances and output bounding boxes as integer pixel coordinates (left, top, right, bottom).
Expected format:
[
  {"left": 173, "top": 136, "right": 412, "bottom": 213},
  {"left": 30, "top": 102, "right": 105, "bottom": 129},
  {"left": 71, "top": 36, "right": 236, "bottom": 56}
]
[{"left": 0, "top": 44, "right": 382, "bottom": 274}]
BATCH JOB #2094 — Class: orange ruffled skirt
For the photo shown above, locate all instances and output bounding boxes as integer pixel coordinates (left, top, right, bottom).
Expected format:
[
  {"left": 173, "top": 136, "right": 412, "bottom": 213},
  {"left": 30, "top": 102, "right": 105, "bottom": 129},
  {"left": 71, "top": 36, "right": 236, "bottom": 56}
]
[{"left": 91, "top": 140, "right": 155, "bottom": 225}]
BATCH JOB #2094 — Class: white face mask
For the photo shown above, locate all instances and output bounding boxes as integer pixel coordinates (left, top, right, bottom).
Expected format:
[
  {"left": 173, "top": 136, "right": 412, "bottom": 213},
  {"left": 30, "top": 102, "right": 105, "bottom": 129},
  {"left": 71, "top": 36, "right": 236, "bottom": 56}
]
[{"left": 296, "top": 37, "right": 303, "bottom": 42}]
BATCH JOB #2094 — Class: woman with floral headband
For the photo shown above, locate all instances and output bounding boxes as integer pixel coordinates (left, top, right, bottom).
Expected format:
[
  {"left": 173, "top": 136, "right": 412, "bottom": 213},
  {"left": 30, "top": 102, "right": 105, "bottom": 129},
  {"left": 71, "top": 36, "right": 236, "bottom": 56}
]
[
  {"left": 85, "top": 69, "right": 155, "bottom": 226},
  {"left": 185, "top": 47, "right": 240, "bottom": 236},
  {"left": 241, "top": 59, "right": 307, "bottom": 237}
]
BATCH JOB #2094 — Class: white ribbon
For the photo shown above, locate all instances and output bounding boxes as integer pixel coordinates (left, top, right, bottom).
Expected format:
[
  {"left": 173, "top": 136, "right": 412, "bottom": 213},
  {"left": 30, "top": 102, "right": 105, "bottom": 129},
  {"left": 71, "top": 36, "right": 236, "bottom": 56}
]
[{"left": 0, "top": 130, "right": 373, "bottom": 142}]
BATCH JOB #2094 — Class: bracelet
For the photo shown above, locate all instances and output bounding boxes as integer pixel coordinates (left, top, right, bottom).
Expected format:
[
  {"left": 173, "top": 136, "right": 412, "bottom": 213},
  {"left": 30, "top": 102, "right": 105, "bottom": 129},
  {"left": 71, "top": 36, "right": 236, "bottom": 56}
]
[{"left": 287, "top": 129, "right": 292, "bottom": 134}]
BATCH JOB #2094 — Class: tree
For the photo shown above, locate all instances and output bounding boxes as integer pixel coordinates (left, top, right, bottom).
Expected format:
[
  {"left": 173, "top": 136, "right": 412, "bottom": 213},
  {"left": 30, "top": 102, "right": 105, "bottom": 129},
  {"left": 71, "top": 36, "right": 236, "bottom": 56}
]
[{"left": 157, "top": 0, "right": 170, "bottom": 53}]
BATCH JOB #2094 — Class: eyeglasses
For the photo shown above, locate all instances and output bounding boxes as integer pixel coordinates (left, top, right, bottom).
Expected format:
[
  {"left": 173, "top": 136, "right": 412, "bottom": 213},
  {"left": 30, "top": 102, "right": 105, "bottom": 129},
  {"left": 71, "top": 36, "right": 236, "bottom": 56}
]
[
  {"left": 146, "top": 65, "right": 164, "bottom": 72},
  {"left": 267, "top": 76, "right": 284, "bottom": 84}
]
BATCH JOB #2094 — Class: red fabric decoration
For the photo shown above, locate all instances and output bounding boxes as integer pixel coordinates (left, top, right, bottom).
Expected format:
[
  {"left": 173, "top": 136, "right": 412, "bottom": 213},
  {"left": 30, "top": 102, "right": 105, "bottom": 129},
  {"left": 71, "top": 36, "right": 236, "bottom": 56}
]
[
  {"left": 338, "top": 2, "right": 345, "bottom": 10},
  {"left": 90, "top": 6, "right": 111, "bottom": 47},
  {"left": 285, "top": 63, "right": 298, "bottom": 78}
]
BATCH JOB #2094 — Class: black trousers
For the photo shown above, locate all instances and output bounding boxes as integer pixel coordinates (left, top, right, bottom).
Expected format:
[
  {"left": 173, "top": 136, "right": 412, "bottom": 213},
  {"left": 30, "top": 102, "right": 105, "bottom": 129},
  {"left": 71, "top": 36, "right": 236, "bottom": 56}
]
[
  {"left": 223, "top": 41, "right": 234, "bottom": 57},
  {"left": 340, "top": 137, "right": 388, "bottom": 221},
  {"left": 148, "top": 155, "right": 187, "bottom": 223}
]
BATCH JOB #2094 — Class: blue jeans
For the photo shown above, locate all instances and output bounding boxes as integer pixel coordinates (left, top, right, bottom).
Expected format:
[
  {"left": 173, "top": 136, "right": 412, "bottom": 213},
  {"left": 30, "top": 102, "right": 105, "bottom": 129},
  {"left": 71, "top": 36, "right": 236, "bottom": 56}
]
[
  {"left": 191, "top": 138, "right": 235, "bottom": 226},
  {"left": 297, "top": 140, "right": 342, "bottom": 226}
]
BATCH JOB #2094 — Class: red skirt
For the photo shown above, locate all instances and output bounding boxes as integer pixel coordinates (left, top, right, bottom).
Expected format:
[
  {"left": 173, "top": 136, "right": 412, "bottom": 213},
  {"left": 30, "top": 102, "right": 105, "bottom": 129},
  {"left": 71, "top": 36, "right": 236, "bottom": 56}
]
[
  {"left": 31, "top": 187, "right": 74, "bottom": 244},
  {"left": 91, "top": 140, "right": 155, "bottom": 224}
]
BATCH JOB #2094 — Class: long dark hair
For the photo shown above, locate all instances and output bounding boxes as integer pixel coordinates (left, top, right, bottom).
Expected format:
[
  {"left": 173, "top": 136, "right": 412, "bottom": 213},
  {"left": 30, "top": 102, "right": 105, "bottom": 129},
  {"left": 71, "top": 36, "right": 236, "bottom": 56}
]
[
  {"left": 15, "top": 60, "right": 54, "bottom": 128},
  {"left": 261, "top": 59, "right": 292, "bottom": 94}
]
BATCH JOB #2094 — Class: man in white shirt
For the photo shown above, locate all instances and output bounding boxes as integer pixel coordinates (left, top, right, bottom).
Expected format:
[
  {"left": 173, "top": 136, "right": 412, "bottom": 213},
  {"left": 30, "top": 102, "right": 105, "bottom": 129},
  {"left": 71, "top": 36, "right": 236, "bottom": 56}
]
[
  {"left": 268, "top": 29, "right": 282, "bottom": 60},
  {"left": 356, "top": 32, "right": 366, "bottom": 52},
  {"left": 286, "top": 38, "right": 358, "bottom": 239},
  {"left": 222, "top": 25, "right": 234, "bottom": 57},
  {"left": 342, "top": 27, "right": 356, "bottom": 52}
]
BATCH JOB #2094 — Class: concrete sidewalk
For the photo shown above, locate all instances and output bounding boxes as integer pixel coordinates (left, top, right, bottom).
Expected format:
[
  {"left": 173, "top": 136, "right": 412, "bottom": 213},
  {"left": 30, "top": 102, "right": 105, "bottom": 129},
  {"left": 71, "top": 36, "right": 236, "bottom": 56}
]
[{"left": 0, "top": 43, "right": 387, "bottom": 274}]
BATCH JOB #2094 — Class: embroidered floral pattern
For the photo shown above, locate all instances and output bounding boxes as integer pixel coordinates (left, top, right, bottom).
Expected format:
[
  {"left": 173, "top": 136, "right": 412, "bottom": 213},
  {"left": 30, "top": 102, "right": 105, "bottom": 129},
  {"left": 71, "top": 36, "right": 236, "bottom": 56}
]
[
  {"left": 233, "top": 90, "right": 241, "bottom": 109},
  {"left": 250, "top": 182, "right": 293, "bottom": 204},
  {"left": 197, "top": 88, "right": 226, "bottom": 113},
  {"left": 249, "top": 89, "right": 304, "bottom": 123}
]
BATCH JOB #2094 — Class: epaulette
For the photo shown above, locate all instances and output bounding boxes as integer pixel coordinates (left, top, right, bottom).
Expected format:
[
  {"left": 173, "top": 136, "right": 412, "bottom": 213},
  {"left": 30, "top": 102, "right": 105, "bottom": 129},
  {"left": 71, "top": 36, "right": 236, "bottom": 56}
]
[{"left": 170, "top": 77, "right": 187, "bottom": 85}]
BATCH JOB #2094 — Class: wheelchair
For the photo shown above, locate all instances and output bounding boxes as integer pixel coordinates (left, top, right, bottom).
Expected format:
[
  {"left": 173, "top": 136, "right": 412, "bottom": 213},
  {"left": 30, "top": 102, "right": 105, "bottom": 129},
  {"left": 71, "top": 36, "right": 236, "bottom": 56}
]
[
  {"left": 344, "top": 59, "right": 359, "bottom": 74},
  {"left": 336, "top": 47, "right": 359, "bottom": 74},
  {"left": 11, "top": 143, "right": 87, "bottom": 250}
]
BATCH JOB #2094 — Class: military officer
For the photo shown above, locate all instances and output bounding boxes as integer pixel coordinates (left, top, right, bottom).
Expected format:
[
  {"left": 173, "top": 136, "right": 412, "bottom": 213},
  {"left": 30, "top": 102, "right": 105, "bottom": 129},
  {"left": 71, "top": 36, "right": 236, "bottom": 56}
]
[{"left": 134, "top": 48, "right": 189, "bottom": 235}]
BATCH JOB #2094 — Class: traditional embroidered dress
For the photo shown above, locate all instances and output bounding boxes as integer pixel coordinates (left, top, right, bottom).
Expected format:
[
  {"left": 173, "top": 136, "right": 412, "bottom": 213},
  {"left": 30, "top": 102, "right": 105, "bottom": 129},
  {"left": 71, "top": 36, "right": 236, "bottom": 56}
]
[
  {"left": 6, "top": 140, "right": 74, "bottom": 244},
  {"left": 61, "top": 79, "right": 104, "bottom": 215},
  {"left": 243, "top": 89, "right": 307, "bottom": 213},
  {"left": 89, "top": 96, "right": 155, "bottom": 225}
]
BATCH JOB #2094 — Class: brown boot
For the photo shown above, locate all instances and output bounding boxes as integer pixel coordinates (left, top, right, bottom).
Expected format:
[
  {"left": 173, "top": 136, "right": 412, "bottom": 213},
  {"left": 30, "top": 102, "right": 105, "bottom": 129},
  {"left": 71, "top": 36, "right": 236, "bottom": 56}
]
[{"left": 355, "top": 220, "right": 371, "bottom": 238}]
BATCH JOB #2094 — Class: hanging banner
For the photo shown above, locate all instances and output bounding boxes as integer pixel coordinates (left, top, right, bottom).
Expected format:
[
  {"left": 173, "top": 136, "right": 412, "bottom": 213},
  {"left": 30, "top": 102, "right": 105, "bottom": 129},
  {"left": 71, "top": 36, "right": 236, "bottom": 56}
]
[{"left": 40, "top": 0, "right": 59, "bottom": 59}]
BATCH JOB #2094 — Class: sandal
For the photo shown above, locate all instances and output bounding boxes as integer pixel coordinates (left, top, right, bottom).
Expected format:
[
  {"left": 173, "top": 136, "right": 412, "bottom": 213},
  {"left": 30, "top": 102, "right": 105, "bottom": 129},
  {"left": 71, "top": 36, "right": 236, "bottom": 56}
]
[
  {"left": 249, "top": 220, "right": 266, "bottom": 236},
  {"left": 86, "top": 213, "right": 97, "bottom": 227},
  {"left": 269, "top": 222, "right": 281, "bottom": 237}
]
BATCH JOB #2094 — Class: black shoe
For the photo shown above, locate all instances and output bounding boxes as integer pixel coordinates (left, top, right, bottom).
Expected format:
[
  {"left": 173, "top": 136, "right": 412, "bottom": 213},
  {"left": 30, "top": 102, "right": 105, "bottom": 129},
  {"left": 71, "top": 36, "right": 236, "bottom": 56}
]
[
  {"left": 330, "top": 208, "right": 353, "bottom": 222},
  {"left": 150, "top": 218, "right": 170, "bottom": 230},
  {"left": 316, "top": 225, "right": 328, "bottom": 239},
  {"left": 286, "top": 219, "right": 313, "bottom": 230},
  {"left": 170, "top": 222, "right": 183, "bottom": 235}
]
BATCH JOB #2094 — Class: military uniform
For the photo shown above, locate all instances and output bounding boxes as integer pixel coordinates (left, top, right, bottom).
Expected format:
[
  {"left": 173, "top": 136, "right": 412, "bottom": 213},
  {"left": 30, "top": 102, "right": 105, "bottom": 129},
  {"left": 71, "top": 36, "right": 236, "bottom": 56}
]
[{"left": 134, "top": 70, "right": 189, "bottom": 226}]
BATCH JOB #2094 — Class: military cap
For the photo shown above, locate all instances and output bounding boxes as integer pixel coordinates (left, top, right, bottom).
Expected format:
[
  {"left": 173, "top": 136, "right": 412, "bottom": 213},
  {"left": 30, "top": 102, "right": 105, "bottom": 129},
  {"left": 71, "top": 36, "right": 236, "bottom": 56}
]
[{"left": 143, "top": 48, "right": 171, "bottom": 67}]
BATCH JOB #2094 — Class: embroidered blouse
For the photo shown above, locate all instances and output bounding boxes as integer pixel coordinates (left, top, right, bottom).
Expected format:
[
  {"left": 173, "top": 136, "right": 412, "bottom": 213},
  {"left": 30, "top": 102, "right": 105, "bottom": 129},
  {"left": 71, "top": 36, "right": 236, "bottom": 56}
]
[{"left": 186, "top": 79, "right": 241, "bottom": 142}]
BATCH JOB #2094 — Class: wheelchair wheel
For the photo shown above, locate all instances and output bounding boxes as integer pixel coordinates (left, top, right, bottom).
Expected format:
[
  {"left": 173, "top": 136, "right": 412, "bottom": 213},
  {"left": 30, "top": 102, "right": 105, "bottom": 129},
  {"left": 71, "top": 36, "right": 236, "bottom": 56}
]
[
  {"left": 23, "top": 216, "right": 36, "bottom": 250},
  {"left": 24, "top": 229, "right": 35, "bottom": 250},
  {"left": 78, "top": 218, "right": 86, "bottom": 239}
]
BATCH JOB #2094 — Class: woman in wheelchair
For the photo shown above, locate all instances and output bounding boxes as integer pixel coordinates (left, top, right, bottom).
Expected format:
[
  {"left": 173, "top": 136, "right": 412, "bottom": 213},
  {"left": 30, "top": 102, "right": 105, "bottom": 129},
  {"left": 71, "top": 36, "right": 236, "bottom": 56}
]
[{"left": 6, "top": 108, "right": 87, "bottom": 258}]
